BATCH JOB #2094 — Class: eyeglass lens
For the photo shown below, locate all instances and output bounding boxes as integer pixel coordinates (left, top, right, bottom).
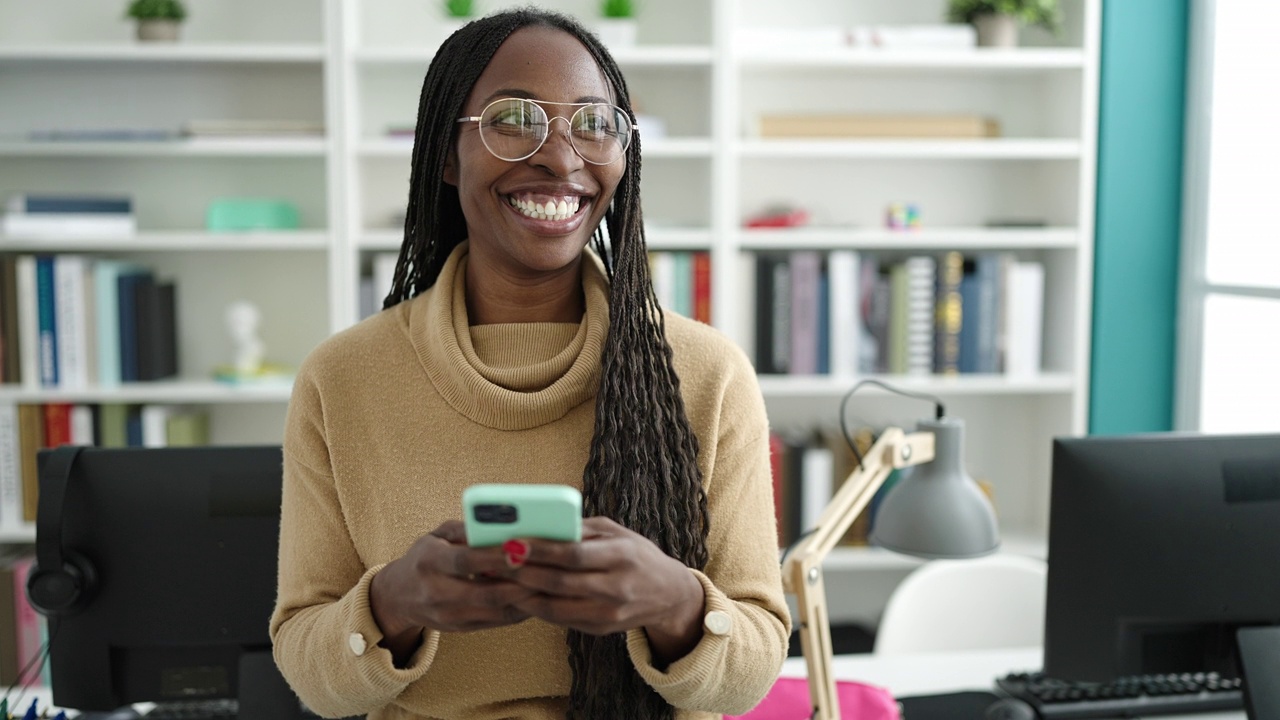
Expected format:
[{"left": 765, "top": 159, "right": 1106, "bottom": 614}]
[{"left": 477, "top": 98, "right": 632, "bottom": 164}]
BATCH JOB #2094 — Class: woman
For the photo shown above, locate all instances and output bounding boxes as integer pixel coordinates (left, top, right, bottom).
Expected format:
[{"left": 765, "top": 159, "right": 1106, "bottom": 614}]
[{"left": 270, "top": 9, "right": 788, "bottom": 719}]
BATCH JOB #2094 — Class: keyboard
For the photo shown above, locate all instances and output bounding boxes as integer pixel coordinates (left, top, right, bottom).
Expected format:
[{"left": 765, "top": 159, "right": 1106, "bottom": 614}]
[
  {"left": 996, "top": 671, "right": 1244, "bottom": 718},
  {"left": 145, "top": 700, "right": 238, "bottom": 719}
]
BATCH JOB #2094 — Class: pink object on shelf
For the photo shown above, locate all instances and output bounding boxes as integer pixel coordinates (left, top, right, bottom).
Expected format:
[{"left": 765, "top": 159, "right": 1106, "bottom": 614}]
[{"left": 727, "top": 676, "right": 901, "bottom": 720}]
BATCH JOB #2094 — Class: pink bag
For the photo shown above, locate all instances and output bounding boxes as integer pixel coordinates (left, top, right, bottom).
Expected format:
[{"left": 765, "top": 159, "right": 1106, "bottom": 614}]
[{"left": 726, "top": 676, "right": 901, "bottom": 720}]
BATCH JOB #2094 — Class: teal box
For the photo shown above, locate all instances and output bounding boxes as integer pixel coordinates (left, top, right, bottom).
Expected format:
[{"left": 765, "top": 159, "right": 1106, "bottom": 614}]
[{"left": 206, "top": 199, "right": 300, "bottom": 231}]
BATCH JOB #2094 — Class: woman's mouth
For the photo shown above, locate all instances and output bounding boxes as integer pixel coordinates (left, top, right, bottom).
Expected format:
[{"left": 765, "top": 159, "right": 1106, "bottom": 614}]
[{"left": 505, "top": 193, "right": 584, "bottom": 222}]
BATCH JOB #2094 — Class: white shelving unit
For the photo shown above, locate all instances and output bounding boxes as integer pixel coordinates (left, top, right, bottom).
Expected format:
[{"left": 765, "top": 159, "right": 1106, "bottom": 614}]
[{"left": 1, "top": 1, "right": 1100, "bottom": 624}]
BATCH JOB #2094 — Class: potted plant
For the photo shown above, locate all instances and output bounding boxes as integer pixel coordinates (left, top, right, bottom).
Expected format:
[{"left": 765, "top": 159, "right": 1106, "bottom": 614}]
[
  {"left": 125, "top": 0, "right": 187, "bottom": 42},
  {"left": 595, "top": 0, "right": 637, "bottom": 49},
  {"left": 946, "top": 0, "right": 1060, "bottom": 48}
]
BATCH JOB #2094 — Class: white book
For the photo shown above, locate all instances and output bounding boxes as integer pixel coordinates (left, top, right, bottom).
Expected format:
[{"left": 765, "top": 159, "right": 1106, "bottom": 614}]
[
  {"left": 800, "top": 445, "right": 835, "bottom": 534},
  {"left": 649, "top": 251, "right": 675, "bottom": 312},
  {"left": 372, "top": 252, "right": 399, "bottom": 311},
  {"left": 2, "top": 213, "right": 137, "bottom": 239},
  {"left": 904, "top": 256, "right": 937, "bottom": 376},
  {"left": 828, "top": 250, "right": 861, "bottom": 377},
  {"left": 788, "top": 251, "right": 822, "bottom": 376},
  {"left": 54, "top": 255, "right": 89, "bottom": 390},
  {"left": 1004, "top": 261, "right": 1045, "bottom": 377},
  {"left": 0, "top": 402, "right": 23, "bottom": 532},
  {"left": 141, "top": 405, "right": 174, "bottom": 448},
  {"left": 70, "top": 404, "right": 95, "bottom": 446},
  {"left": 15, "top": 255, "right": 40, "bottom": 388}
]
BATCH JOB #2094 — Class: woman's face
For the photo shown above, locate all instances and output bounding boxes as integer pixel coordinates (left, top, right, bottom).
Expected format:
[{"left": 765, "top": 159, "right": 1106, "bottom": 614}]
[{"left": 445, "top": 25, "right": 626, "bottom": 280}]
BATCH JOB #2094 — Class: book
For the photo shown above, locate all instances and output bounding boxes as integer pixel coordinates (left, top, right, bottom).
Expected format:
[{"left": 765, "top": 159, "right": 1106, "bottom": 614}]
[
  {"left": 10, "top": 555, "right": 50, "bottom": 688},
  {"left": 14, "top": 256, "right": 39, "bottom": 388},
  {"left": 34, "top": 256, "right": 57, "bottom": 387},
  {"left": 1, "top": 213, "right": 137, "bottom": 239},
  {"left": 97, "top": 403, "right": 130, "bottom": 448},
  {"left": 141, "top": 405, "right": 173, "bottom": 448},
  {"left": 17, "top": 404, "right": 43, "bottom": 523},
  {"left": 649, "top": 251, "right": 675, "bottom": 312},
  {"left": 372, "top": 252, "right": 398, "bottom": 311},
  {"left": 788, "top": 251, "right": 822, "bottom": 376},
  {"left": 70, "top": 404, "right": 95, "bottom": 446},
  {"left": 94, "top": 260, "right": 145, "bottom": 387},
  {"left": 692, "top": 251, "right": 712, "bottom": 325},
  {"left": 42, "top": 402, "right": 73, "bottom": 449},
  {"left": 800, "top": 444, "right": 835, "bottom": 535},
  {"left": 754, "top": 254, "right": 791, "bottom": 375},
  {"left": 0, "top": 257, "right": 18, "bottom": 384},
  {"left": 0, "top": 558, "right": 19, "bottom": 685},
  {"left": 116, "top": 270, "right": 155, "bottom": 383},
  {"left": 181, "top": 119, "right": 324, "bottom": 137},
  {"left": 903, "top": 256, "right": 937, "bottom": 376},
  {"left": 757, "top": 114, "right": 1000, "bottom": 139},
  {"left": 54, "top": 255, "right": 90, "bottom": 390},
  {"left": 671, "top": 252, "right": 693, "bottom": 318},
  {"left": 0, "top": 404, "right": 23, "bottom": 533},
  {"left": 1004, "top": 261, "right": 1044, "bottom": 377},
  {"left": 7, "top": 194, "right": 132, "bottom": 215},
  {"left": 166, "top": 409, "right": 210, "bottom": 446},
  {"left": 934, "top": 251, "right": 964, "bottom": 375},
  {"left": 827, "top": 250, "right": 860, "bottom": 377}
]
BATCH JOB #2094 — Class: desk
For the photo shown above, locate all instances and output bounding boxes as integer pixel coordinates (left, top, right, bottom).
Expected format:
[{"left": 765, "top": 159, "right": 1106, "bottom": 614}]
[{"left": 780, "top": 648, "right": 1246, "bottom": 720}]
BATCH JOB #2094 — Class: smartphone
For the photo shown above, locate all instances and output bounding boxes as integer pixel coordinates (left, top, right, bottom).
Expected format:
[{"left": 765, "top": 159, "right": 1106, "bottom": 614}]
[{"left": 462, "top": 483, "right": 583, "bottom": 547}]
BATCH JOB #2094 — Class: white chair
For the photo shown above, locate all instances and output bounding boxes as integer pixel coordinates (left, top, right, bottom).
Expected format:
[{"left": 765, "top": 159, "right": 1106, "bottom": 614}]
[{"left": 872, "top": 554, "right": 1048, "bottom": 656}]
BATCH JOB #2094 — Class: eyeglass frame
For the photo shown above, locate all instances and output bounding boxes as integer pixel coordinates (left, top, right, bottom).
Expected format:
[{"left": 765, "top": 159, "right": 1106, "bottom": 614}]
[{"left": 455, "top": 97, "right": 638, "bottom": 165}]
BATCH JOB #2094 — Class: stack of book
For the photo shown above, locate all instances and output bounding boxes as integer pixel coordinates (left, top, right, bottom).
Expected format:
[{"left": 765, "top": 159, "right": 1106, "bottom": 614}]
[
  {"left": 2, "top": 194, "right": 136, "bottom": 239},
  {"left": 181, "top": 119, "right": 324, "bottom": 138},
  {"left": 756, "top": 113, "right": 1001, "bottom": 139}
]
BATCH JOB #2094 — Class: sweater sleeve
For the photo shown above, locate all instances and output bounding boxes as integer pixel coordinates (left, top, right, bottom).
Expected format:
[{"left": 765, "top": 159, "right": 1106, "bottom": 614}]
[
  {"left": 269, "top": 365, "right": 442, "bottom": 718},
  {"left": 625, "top": 347, "right": 790, "bottom": 715}
]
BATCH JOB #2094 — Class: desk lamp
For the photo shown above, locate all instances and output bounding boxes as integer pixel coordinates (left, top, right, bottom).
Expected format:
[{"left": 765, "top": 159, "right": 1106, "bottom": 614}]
[{"left": 780, "top": 379, "right": 1001, "bottom": 720}]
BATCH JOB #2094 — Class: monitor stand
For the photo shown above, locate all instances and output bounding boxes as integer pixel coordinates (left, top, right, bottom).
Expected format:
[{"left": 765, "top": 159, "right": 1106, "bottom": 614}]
[
  {"left": 1237, "top": 626, "right": 1280, "bottom": 720},
  {"left": 238, "top": 650, "right": 305, "bottom": 720}
]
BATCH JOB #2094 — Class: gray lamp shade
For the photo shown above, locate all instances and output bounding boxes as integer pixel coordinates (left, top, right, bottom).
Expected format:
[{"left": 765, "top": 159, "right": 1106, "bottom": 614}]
[{"left": 868, "top": 417, "right": 1001, "bottom": 558}]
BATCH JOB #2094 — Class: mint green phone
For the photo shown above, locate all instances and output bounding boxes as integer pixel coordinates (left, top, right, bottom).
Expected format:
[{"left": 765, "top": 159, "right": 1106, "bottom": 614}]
[{"left": 463, "top": 483, "right": 583, "bottom": 547}]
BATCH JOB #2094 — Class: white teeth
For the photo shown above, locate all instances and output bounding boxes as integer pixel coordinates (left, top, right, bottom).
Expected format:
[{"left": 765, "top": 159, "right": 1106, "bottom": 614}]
[{"left": 508, "top": 195, "right": 581, "bottom": 221}]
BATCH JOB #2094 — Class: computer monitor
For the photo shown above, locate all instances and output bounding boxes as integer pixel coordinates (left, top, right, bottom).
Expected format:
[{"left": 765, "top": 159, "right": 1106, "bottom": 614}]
[
  {"left": 1044, "top": 432, "right": 1280, "bottom": 682},
  {"left": 31, "top": 445, "right": 304, "bottom": 719}
]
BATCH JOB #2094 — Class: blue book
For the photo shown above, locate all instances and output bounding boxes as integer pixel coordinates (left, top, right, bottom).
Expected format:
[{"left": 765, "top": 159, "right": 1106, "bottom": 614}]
[
  {"left": 9, "top": 194, "right": 132, "bottom": 215},
  {"left": 671, "top": 252, "right": 693, "bottom": 317},
  {"left": 125, "top": 405, "right": 144, "bottom": 447},
  {"left": 117, "top": 271, "right": 154, "bottom": 383},
  {"left": 35, "top": 256, "right": 58, "bottom": 387}
]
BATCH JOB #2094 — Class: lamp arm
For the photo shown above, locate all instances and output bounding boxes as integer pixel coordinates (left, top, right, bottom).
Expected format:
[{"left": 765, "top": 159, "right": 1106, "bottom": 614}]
[{"left": 780, "top": 427, "right": 935, "bottom": 720}]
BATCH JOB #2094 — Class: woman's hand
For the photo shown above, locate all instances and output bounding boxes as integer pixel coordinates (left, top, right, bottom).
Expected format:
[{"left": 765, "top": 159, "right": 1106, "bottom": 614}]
[
  {"left": 369, "top": 520, "right": 537, "bottom": 665},
  {"left": 506, "top": 516, "right": 708, "bottom": 665}
]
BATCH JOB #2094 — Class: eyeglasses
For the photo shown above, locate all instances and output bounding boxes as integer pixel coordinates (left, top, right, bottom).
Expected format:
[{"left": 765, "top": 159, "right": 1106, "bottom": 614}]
[{"left": 456, "top": 97, "right": 635, "bottom": 165}]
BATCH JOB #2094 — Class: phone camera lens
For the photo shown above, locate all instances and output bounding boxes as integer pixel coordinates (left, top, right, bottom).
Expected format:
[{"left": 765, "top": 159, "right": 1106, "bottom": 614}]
[{"left": 475, "top": 504, "right": 517, "bottom": 524}]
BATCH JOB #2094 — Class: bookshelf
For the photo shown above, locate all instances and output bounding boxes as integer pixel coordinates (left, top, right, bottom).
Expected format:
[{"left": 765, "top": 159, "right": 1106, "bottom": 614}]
[{"left": 0, "top": 0, "right": 1099, "bottom": 625}]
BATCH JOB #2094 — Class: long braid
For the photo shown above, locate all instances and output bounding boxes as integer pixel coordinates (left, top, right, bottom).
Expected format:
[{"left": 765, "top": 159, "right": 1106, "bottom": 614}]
[{"left": 387, "top": 10, "right": 708, "bottom": 719}]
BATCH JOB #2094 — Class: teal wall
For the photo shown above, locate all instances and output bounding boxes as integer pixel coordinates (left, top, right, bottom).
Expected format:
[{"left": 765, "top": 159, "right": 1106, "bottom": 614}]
[{"left": 1089, "top": 0, "right": 1190, "bottom": 434}]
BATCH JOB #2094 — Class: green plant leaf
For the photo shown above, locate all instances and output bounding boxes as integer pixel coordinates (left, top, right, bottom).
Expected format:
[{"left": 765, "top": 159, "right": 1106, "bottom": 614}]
[
  {"left": 602, "top": 0, "right": 634, "bottom": 19},
  {"left": 125, "top": 0, "right": 187, "bottom": 21},
  {"left": 444, "top": 0, "right": 473, "bottom": 18},
  {"left": 945, "top": 0, "right": 1060, "bottom": 33}
]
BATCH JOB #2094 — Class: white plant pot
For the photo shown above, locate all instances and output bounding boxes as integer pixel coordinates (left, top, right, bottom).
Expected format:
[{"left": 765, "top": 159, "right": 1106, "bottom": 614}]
[
  {"left": 136, "top": 19, "right": 181, "bottom": 42},
  {"left": 594, "top": 18, "right": 638, "bottom": 49},
  {"left": 973, "top": 13, "right": 1019, "bottom": 48}
]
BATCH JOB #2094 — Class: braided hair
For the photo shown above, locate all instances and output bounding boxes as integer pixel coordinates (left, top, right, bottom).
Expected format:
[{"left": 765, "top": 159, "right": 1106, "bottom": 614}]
[{"left": 384, "top": 8, "right": 709, "bottom": 720}]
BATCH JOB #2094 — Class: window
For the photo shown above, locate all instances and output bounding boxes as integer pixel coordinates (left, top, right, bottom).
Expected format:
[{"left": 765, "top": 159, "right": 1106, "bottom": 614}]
[{"left": 1178, "top": 0, "right": 1280, "bottom": 432}]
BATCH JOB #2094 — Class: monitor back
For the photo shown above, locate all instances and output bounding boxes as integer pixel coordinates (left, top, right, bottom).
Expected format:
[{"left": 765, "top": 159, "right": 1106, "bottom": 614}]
[
  {"left": 38, "top": 445, "right": 283, "bottom": 710},
  {"left": 1044, "top": 433, "right": 1280, "bottom": 682}
]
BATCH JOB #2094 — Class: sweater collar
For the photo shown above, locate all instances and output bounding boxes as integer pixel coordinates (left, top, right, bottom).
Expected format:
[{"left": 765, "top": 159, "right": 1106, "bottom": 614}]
[{"left": 411, "top": 241, "right": 609, "bottom": 431}]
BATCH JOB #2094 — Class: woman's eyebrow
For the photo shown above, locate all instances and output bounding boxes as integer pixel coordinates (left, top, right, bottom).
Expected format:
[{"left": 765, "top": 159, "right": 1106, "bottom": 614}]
[{"left": 480, "top": 88, "right": 612, "bottom": 105}]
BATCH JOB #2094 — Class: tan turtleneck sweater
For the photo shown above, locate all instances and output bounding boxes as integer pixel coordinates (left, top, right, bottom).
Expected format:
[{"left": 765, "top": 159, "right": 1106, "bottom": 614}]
[{"left": 270, "top": 242, "right": 789, "bottom": 719}]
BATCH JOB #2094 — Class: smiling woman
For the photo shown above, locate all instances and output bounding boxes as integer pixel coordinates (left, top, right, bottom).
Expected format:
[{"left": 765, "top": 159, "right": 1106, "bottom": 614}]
[{"left": 269, "top": 8, "right": 789, "bottom": 720}]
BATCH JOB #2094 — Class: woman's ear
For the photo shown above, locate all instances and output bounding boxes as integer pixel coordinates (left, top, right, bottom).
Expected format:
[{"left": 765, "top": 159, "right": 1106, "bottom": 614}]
[{"left": 443, "top": 148, "right": 459, "bottom": 186}]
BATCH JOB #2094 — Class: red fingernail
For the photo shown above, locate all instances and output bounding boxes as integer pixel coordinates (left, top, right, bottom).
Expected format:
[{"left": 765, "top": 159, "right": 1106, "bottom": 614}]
[{"left": 503, "top": 539, "right": 529, "bottom": 567}]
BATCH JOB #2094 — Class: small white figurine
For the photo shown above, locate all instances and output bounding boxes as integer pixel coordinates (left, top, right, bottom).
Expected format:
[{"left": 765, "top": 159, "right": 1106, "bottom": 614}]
[{"left": 226, "top": 300, "right": 265, "bottom": 376}]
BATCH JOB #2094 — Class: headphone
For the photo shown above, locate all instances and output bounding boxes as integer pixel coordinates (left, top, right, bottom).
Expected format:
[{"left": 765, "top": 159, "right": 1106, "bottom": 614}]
[{"left": 27, "top": 445, "right": 97, "bottom": 617}]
